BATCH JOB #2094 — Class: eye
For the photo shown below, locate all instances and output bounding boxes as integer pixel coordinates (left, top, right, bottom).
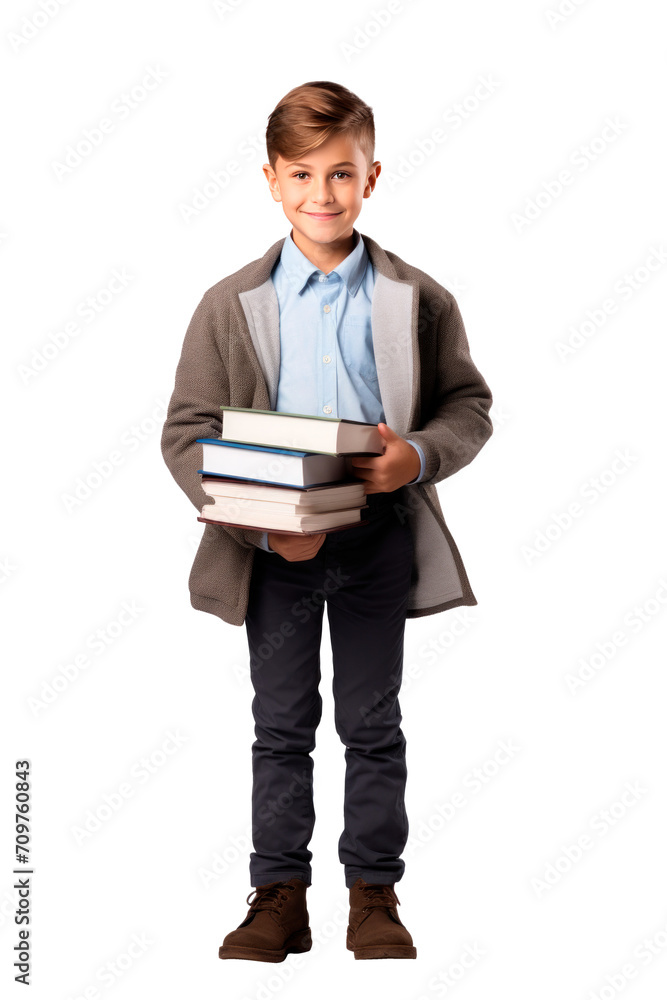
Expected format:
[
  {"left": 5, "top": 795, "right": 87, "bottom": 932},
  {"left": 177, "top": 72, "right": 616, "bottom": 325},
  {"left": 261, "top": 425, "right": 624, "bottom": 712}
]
[{"left": 291, "top": 171, "right": 351, "bottom": 180}]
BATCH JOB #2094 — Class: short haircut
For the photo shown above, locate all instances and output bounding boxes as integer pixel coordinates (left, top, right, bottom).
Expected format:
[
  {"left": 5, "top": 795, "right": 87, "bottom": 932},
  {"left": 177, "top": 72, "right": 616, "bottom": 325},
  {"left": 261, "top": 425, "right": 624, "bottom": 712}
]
[{"left": 266, "top": 80, "right": 375, "bottom": 172}]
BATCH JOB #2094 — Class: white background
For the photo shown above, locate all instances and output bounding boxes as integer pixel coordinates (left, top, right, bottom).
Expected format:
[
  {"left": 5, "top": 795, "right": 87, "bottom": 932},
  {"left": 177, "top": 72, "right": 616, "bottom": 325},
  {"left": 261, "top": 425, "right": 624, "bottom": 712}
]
[{"left": 2, "top": 0, "right": 666, "bottom": 998}]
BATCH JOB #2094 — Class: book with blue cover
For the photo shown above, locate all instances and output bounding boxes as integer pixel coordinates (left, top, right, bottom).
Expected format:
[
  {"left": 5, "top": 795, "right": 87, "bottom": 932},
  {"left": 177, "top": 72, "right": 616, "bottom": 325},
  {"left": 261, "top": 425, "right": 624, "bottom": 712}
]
[{"left": 197, "top": 438, "right": 350, "bottom": 488}]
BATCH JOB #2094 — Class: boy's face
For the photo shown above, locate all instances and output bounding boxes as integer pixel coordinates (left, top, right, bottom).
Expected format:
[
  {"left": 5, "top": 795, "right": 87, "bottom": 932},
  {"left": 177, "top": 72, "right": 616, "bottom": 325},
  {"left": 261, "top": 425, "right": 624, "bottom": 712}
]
[{"left": 263, "top": 134, "right": 381, "bottom": 251}]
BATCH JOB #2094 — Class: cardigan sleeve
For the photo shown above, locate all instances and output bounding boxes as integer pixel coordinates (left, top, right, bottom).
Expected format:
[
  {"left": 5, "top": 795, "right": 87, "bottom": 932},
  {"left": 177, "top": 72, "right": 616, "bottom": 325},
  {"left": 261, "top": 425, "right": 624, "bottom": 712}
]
[
  {"left": 404, "top": 293, "right": 493, "bottom": 486},
  {"left": 160, "top": 289, "right": 268, "bottom": 553}
]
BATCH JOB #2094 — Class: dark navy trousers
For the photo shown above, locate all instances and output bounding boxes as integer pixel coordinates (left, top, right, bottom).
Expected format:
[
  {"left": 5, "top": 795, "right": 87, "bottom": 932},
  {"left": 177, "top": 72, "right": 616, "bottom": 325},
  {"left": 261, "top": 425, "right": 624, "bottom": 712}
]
[{"left": 244, "top": 486, "right": 414, "bottom": 889}]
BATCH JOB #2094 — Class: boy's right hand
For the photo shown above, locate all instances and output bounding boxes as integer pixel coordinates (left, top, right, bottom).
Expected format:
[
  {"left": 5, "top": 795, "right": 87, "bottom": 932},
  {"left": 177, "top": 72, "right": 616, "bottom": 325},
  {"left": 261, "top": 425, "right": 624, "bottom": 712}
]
[{"left": 267, "top": 531, "right": 326, "bottom": 561}]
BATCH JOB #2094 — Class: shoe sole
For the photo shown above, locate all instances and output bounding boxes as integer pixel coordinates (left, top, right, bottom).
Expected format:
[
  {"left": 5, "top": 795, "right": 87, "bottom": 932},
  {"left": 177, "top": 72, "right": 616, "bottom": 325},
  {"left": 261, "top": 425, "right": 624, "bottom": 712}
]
[
  {"left": 219, "top": 928, "right": 312, "bottom": 963},
  {"left": 347, "top": 937, "right": 416, "bottom": 959}
]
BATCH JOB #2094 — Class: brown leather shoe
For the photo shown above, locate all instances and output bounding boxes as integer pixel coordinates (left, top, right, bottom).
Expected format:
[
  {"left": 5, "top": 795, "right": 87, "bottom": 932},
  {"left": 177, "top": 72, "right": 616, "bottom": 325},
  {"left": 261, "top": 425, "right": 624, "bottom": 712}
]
[
  {"left": 219, "top": 877, "right": 312, "bottom": 963},
  {"left": 347, "top": 878, "right": 417, "bottom": 959}
]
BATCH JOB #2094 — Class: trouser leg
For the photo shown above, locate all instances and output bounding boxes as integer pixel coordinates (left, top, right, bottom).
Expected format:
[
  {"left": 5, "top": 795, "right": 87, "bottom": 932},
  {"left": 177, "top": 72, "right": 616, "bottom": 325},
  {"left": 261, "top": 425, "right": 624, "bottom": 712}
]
[
  {"left": 244, "top": 545, "right": 325, "bottom": 886},
  {"left": 325, "top": 489, "right": 414, "bottom": 888}
]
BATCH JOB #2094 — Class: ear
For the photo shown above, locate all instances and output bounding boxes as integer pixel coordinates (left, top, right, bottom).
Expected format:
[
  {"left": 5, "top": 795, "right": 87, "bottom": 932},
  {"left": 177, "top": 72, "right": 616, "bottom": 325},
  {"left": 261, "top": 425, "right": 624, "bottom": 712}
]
[{"left": 262, "top": 164, "right": 282, "bottom": 203}]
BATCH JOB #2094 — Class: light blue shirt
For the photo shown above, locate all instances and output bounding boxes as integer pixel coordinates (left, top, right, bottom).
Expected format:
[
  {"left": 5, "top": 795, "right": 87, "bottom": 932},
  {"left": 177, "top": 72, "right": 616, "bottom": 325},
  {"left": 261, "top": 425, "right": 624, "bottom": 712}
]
[{"left": 257, "top": 228, "right": 425, "bottom": 552}]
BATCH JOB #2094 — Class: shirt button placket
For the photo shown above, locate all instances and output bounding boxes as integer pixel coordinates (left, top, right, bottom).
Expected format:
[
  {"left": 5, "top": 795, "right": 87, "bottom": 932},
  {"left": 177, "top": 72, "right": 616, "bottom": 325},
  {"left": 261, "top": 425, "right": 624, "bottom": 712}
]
[{"left": 322, "top": 296, "right": 336, "bottom": 415}]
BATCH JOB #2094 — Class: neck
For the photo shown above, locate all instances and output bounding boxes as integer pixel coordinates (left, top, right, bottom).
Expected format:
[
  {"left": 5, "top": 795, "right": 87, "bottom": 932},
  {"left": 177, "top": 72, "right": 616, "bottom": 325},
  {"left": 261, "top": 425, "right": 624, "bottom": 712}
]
[{"left": 290, "top": 228, "right": 358, "bottom": 274}]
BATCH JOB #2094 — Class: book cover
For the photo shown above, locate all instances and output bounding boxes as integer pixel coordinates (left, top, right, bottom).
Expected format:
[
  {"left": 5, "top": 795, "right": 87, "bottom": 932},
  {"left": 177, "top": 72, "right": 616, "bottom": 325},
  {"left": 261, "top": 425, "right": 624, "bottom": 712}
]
[
  {"left": 218, "top": 407, "right": 383, "bottom": 456},
  {"left": 197, "top": 516, "right": 370, "bottom": 535}
]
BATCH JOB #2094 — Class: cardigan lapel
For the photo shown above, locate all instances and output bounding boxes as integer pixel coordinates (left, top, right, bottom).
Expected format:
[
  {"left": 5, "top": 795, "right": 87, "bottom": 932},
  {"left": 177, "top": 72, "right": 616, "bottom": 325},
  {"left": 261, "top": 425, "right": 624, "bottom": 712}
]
[{"left": 236, "top": 233, "right": 420, "bottom": 436}]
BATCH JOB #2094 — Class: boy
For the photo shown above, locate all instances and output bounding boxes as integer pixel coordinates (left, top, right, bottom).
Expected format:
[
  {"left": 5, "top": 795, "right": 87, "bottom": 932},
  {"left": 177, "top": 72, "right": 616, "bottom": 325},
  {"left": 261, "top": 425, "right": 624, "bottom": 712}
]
[{"left": 161, "top": 81, "right": 493, "bottom": 962}]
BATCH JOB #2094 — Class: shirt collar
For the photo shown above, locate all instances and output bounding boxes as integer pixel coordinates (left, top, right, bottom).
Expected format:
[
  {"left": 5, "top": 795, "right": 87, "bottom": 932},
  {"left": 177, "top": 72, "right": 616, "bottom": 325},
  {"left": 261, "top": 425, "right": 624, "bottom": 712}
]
[{"left": 279, "top": 227, "right": 368, "bottom": 296}]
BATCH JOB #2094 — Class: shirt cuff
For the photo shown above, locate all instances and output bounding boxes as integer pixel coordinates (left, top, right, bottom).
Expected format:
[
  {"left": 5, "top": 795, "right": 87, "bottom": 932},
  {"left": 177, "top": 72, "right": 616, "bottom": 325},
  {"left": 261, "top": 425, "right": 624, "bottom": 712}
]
[
  {"left": 404, "top": 439, "right": 426, "bottom": 485},
  {"left": 258, "top": 531, "right": 274, "bottom": 552}
]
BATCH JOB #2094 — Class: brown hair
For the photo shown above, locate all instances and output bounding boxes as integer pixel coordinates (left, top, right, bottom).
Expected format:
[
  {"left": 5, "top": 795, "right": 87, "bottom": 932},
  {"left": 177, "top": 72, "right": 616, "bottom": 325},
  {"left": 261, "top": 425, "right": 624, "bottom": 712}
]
[{"left": 266, "top": 81, "right": 375, "bottom": 172}]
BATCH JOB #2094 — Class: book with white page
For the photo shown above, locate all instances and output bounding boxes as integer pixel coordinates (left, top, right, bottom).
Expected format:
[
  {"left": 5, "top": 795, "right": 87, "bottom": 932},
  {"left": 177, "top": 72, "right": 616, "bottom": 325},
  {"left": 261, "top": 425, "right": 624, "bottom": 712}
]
[
  {"left": 197, "top": 438, "right": 348, "bottom": 487},
  {"left": 219, "top": 406, "right": 384, "bottom": 456},
  {"left": 201, "top": 476, "right": 366, "bottom": 511},
  {"left": 198, "top": 505, "right": 366, "bottom": 532}
]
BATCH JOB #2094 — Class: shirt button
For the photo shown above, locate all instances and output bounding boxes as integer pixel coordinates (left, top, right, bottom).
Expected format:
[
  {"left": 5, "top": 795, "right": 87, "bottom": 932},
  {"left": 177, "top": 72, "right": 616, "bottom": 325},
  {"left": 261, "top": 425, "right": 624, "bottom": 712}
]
[
  {"left": 323, "top": 304, "right": 331, "bottom": 313},
  {"left": 323, "top": 405, "right": 332, "bottom": 414},
  {"left": 318, "top": 274, "right": 327, "bottom": 282},
  {"left": 323, "top": 355, "right": 331, "bottom": 363}
]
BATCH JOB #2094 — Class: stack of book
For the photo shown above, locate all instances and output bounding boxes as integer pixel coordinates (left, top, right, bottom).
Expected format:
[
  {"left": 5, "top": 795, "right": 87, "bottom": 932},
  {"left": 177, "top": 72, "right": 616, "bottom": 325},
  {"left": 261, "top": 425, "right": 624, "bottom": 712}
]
[{"left": 196, "top": 406, "right": 385, "bottom": 535}]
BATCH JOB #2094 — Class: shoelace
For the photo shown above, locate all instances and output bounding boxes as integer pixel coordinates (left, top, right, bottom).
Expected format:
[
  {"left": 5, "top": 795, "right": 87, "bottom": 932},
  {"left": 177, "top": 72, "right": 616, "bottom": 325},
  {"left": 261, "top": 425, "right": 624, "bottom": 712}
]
[
  {"left": 245, "top": 880, "right": 296, "bottom": 914},
  {"left": 358, "top": 883, "right": 400, "bottom": 912}
]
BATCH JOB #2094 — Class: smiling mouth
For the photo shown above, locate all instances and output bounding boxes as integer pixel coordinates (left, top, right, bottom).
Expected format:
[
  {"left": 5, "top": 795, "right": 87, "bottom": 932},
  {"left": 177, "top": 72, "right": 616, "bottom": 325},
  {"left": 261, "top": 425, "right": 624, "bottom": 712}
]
[{"left": 305, "top": 211, "right": 341, "bottom": 216}]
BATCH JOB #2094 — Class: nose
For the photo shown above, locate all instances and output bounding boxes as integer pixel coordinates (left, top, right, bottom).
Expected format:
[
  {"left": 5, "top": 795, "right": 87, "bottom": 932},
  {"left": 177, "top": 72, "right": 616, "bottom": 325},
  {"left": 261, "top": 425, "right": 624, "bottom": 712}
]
[{"left": 311, "top": 176, "right": 335, "bottom": 206}]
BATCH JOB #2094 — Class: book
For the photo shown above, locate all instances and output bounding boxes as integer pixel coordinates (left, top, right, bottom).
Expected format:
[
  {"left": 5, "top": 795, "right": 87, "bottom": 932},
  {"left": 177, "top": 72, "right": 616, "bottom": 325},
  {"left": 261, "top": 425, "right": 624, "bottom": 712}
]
[
  {"left": 195, "top": 406, "right": 378, "bottom": 537},
  {"left": 201, "top": 476, "right": 366, "bottom": 511},
  {"left": 198, "top": 503, "right": 366, "bottom": 532},
  {"left": 197, "top": 438, "right": 348, "bottom": 488},
  {"left": 203, "top": 495, "right": 366, "bottom": 518},
  {"left": 197, "top": 516, "right": 369, "bottom": 536},
  {"left": 198, "top": 473, "right": 369, "bottom": 534},
  {"left": 219, "top": 406, "right": 384, "bottom": 456}
]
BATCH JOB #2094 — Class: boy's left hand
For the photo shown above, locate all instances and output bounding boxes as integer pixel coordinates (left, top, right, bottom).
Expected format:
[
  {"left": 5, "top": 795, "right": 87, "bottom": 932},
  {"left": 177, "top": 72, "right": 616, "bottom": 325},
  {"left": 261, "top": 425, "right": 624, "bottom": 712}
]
[{"left": 348, "top": 422, "right": 421, "bottom": 494}]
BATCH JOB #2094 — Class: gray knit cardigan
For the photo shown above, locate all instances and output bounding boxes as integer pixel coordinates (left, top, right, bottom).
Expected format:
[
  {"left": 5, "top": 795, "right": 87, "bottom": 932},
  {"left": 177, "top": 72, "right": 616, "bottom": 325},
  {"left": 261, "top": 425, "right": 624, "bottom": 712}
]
[{"left": 161, "top": 232, "right": 493, "bottom": 626}]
